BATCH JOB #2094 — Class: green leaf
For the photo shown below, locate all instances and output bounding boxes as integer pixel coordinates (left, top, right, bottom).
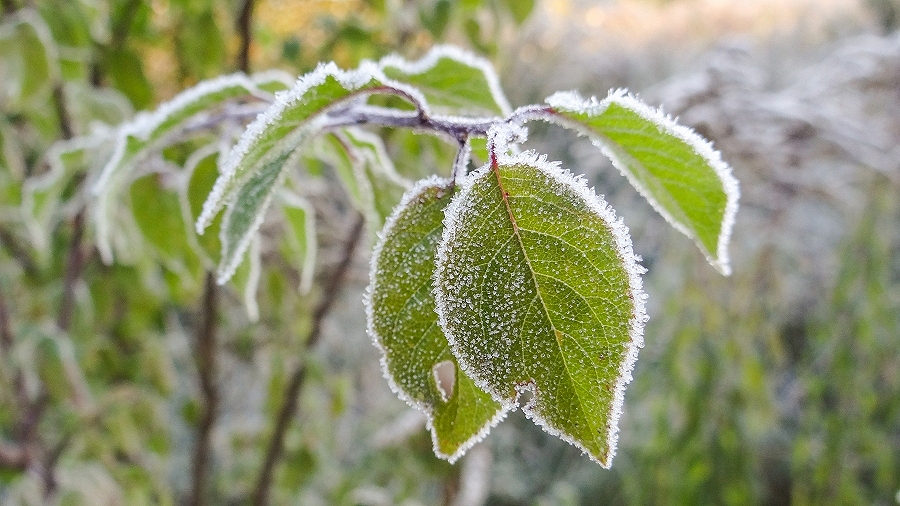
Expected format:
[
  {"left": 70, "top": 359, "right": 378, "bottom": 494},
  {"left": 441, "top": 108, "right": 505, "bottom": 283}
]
[
  {"left": 0, "top": 10, "right": 57, "bottom": 109},
  {"left": 543, "top": 90, "right": 740, "bottom": 275},
  {"left": 379, "top": 45, "right": 511, "bottom": 117},
  {"left": 230, "top": 235, "right": 262, "bottom": 321},
  {"left": 504, "top": 0, "right": 535, "bottom": 24},
  {"left": 434, "top": 153, "right": 647, "bottom": 467},
  {"left": 92, "top": 72, "right": 288, "bottom": 262},
  {"left": 340, "top": 128, "right": 411, "bottom": 228},
  {"left": 104, "top": 47, "right": 154, "bottom": 110},
  {"left": 23, "top": 135, "right": 112, "bottom": 257},
  {"left": 199, "top": 62, "right": 420, "bottom": 283},
  {"left": 182, "top": 146, "right": 223, "bottom": 266},
  {"left": 278, "top": 190, "right": 316, "bottom": 294},
  {"left": 129, "top": 172, "right": 199, "bottom": 280},
  {"left": 367, "top": 177, "right": 505, "bottom": 461}
]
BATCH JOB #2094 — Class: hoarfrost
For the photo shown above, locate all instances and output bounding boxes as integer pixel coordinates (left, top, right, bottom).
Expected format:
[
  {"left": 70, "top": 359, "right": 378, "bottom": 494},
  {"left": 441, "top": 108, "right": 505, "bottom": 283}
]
[
  {"left": 434, "top": 151, "right": 647, "bottom": 467},
  {"left": 544, "top": 89, "right": 740, "bottom": 275}
]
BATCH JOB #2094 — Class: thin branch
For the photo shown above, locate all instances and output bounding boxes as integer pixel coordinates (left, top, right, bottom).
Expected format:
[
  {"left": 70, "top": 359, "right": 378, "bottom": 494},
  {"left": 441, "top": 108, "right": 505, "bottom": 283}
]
[
  {"left": 0, "top": 441, "right": 27, "bottom": 470},
  {"left": 252, "top": 213, "right": 365, "bottom": 506},
  {"left": 1, "top": 0, "right": 16, "bottom": 16},
  {"left": 56, "top": 210, "right": 84, "bottom": 332},
  {"left": 236, "top": 0, "right": 256, "bottom": 73},
  {"left": 0, "top": 226, "right": 38, "bottom": 280},
  {"left": 52, "top": 84, "right": 74, "bottom": 141},
  {"left": 323, "top": 105, "right": 498, "bottom": 140},
  {"left": 188, "top": 272, "right": 220, "bottom": 506}
]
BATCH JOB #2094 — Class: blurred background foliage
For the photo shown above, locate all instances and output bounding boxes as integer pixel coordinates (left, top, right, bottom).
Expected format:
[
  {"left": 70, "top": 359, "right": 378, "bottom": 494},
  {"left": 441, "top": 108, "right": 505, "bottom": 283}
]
[{"left": 0, "top": 0, "right": 898, "bottom": 504}]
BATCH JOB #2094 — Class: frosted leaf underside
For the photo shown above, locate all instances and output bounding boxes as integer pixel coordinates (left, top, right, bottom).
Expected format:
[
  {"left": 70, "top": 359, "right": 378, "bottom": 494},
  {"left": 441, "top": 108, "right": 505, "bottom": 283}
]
[
  {"left": 368, "top": 179, "right": 504, "bottom": 462},
  {"left": 435, "top": 156, "right": 645, "bottom": 467},
  {"left": 546, "top": 91, "right": 738, "bottom": 275}
]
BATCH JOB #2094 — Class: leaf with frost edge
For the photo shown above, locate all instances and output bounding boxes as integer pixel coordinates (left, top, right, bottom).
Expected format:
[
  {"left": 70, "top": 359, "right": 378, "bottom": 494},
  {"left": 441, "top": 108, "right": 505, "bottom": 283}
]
[
  {"left": 378, "top": 45, "right": 513, "bottom": 117},
  {"left": 90, "top": 71, "right": 292, "bottom": 263},
  {"left": 366, "top": 176, "right": 508, "bottom": 463},
  {"left": 541, "top": 89, "right": 740, "bottom": 275},
  {"left": 434, "top": 151, "right": 648, "bottom": 467},
  {"left": 278, "top": 189, "right": 317, "bottom": 295}
]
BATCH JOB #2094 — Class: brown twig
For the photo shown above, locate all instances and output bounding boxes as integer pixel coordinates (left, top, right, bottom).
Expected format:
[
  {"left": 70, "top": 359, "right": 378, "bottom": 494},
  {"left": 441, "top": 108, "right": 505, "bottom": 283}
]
[
  {"left": 188, "top": 272, "right": 220, "bottom": 506},
  {"left": 1, "top": 0, "right": 16, "bottom": 16},
  {"left": 56, "top": 210, "right": 84, "bottom": 332},
  {"left": 0, "top": 225, "right": 40, "bottom": 280},
  {"left": 236, "top": 0, "right": 256, "bottom": 73},
  {"left": 252, "top": 213, "right": 365, "bottom": 506}
]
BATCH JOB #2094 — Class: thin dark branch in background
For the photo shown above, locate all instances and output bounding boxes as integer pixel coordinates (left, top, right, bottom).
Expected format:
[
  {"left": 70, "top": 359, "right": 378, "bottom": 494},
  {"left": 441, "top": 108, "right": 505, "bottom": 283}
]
[
  {"left": 1, "top": 0, "right": 16, "bottom": 16},
  {"left": 236, "top": 0, "right": 256, "bottom": 73},
  {"left": 56, "top": 211, "right": 84, "bottom": 332},
  {"left": 0, "top": 226, "right": 39, "bottom": 280},
  {"left": 52, "top": 85, "right": 74, "bottom": 141},
  {"left": 110, "top": 0, "right": 141, "bottom": 49},
  {"left": 188, "top": 272, "right": 220, "bottom": 506},
  {"left": 252, "top": 213, "right": 365, "bottom": 506},
  {"left": 0, "top": 441, "right": 27, "bottom": 470}
]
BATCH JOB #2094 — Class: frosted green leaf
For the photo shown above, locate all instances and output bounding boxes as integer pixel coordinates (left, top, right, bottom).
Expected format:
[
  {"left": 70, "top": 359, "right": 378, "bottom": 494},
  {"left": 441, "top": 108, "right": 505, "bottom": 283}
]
[
  {"left": 91, "top": 71, "right": 290, "bottom": 262},
  {"left": 0, "top": 10, "right": 57, "bottom": 108},
  {"left": 278, "top": 190, "right": 316, "bottom": 294},
  {"left": 181, "top": 145, "right": 223, "bottom": 266},
  {"left": 199, "top": 62, "right": 424, "bottom": 283},
  {"left": 434, "top": 153, "right": 647, "bottom": 467},
  {"left": 230, "top": 235, "right": 262, "bottom": 322},
  {"left": 379, "top": 45, "right": 512, "bottom": 117},
  {"left": 367, "top": 178, "right": 506, "bottom": 462},
  {"left": 23, "top": 135, "right": 112, "bottom": 257},
  {"left": 340, "top": 128, "right": 411, "bottom": 228},
  {"left": 543, "top": 90, "right": 739, "bottom": 275}
]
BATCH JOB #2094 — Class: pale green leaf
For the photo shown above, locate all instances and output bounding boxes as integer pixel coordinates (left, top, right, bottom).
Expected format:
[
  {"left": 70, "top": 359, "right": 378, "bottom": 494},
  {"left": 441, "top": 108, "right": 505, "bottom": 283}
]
[
  {"left": 230, "top": 235, "right": 262, "bottom": 321},
  {"left": 340, "top": 128, "right": 411, "bottom": 228},
  {"left": 23, "top": 135, "right": 113, "bottom": 257},
  {"left": 367, "top": 177, "right": 505, "bottom": 462},
  {"left": 182, "top": 145, "right": 223, "bottom": 266},
  {"left": 543, "top": 90, "right": 739, "bottom": 275},
  {"left": 129, "top": 172, "right": 197, "bottom": 264},
  {"left": 278, "top": 190, "right": 316, "bottom": 294},
  {"left": 0, "top": 10, "right": 57, "bottom": 109},
  {"left": 434, "top": 153, "right": 647, "bottom": 467},
  {"left": 91, "top": 71, "right": 289, "bottom": 262},
  {"left": 379, "top": 45, "right": 512, "bottom": 117},
  {"left": 201, "top": 62, "right": 424, "bottom": 283}
]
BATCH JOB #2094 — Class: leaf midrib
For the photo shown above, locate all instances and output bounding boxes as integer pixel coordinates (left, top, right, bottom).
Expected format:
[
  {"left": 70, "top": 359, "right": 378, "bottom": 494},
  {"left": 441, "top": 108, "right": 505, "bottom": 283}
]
[{"left": 490, "top": 163, "right": 592, "bottom": 433}]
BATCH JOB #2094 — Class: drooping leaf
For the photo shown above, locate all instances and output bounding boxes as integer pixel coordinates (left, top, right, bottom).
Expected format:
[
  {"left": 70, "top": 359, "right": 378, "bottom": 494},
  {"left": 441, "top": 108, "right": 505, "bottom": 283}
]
[
  {"left": 92, "top": 71, "right": 291, "bottom": 262},
  {"left": 129, "top": 171, "right": 199, "bottom": 281},
  {"left": 340, "top": 128, "right": 411, "bottom": 228},
  {"left": 367, "top": 177, "right": 505, "bottom": 461},
  {"left": 542, "top": 90, "right": 740, "bottom": 275},
  {"left": 379, "top": 45, "right": 511, "bottom": 117},
  {"left": 199, "top": 62, "right": 424, "bottom": 283},
  {"left": 182, "top": 145, "right": 223, "bottom": 266},
  {"left": 230, "top": 235, "right": 262, "bottom": 321},
  {"left": 434, "top": 152, "right": 647, "bottom": 467},
  {"left": 278, "top": 190, "right": 316, "bottom": 294}
]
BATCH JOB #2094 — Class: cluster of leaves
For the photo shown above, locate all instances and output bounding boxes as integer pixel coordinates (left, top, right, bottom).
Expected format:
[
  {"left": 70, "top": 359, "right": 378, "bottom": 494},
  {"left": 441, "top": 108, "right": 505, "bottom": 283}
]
[
  {"left": 1, "top": 2, "right": 740, "bottom": 502},
  {"left": 157, "top": 45, "right": 734, "bottom": 466}
]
